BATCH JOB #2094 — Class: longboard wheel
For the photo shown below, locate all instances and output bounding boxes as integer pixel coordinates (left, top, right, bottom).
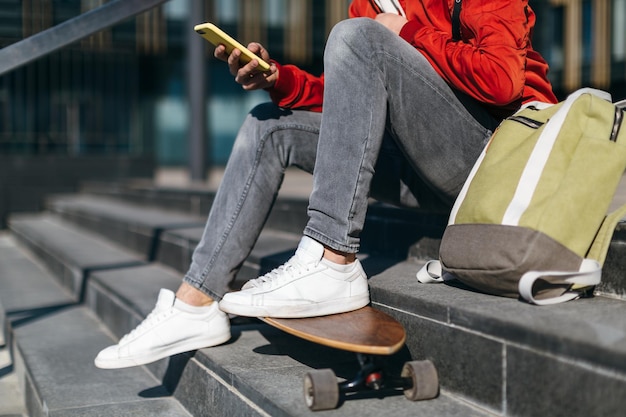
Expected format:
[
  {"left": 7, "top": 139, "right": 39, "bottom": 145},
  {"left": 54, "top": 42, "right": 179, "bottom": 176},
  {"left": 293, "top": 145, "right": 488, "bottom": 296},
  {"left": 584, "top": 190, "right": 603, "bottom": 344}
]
[
  {"left": 303, "top": 369, "right": 339, "bottom": 411},
  {"left": 401, "top": 360, "right": 439, "bottom": 401}
]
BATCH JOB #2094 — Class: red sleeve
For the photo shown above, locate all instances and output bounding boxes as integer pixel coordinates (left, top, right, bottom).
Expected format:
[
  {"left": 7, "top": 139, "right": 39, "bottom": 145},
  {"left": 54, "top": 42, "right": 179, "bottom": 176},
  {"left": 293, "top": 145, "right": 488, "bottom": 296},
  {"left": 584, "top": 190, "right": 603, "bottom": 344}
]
[
  {"left": 400, "top": 0, "right": 542, "bottom": 108},
  {"left": 267, "top": 61, "right": 325, "bottom": 112},
  {"left": 348, "top": 0, "right": 378, "bottom": 18},
  {"left": 266, "top": 0, "right": 375, "bottom": 111}
]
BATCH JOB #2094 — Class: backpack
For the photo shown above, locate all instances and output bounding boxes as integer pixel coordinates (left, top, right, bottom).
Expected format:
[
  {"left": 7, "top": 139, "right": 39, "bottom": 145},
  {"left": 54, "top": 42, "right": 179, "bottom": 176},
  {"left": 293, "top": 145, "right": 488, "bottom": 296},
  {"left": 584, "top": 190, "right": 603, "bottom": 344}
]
[{"left": 418, "top": 88, "right": 626, "bottom": 305}]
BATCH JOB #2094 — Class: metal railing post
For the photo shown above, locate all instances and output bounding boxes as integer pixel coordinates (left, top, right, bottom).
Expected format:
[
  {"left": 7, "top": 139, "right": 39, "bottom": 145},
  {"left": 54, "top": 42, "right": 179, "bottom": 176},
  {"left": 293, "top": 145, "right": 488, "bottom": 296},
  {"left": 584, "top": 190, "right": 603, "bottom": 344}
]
[{"left": 188, "top": 0, "right": 208, "bottom": 181}]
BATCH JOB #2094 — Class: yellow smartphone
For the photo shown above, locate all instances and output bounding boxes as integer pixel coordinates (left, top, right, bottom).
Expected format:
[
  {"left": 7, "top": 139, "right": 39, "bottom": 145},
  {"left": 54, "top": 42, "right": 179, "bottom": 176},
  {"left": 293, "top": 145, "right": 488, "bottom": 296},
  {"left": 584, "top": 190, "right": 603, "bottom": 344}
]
[{"left": 194, "top": 22, "right": 271, "bottom": 72}]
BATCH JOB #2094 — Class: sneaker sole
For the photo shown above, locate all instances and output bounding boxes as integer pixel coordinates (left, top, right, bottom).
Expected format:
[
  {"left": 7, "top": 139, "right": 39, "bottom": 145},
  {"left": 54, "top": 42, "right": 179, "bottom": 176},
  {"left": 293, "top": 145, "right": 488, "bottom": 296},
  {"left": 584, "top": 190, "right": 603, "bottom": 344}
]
[
  {"left": 94, "top": 331, "right": 232, "bottom": 369},
  {"left": 219, "top": 294, "right": 370, "bottom": 318}
]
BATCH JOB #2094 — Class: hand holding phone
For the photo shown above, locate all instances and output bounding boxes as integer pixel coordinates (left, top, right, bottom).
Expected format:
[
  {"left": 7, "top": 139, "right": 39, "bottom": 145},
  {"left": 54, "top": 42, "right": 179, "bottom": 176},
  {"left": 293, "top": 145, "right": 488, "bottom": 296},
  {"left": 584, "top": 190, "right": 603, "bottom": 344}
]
[{"left": 194, "top": 23, "right": 271, "bottom": 72}]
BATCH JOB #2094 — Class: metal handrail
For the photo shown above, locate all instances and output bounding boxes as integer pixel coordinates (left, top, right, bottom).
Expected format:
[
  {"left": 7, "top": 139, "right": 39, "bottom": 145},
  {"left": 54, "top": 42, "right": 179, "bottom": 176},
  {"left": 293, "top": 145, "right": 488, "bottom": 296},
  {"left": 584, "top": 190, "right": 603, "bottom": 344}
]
[{"left": 0, "top": 0, "right": 171, "bottom": 77}]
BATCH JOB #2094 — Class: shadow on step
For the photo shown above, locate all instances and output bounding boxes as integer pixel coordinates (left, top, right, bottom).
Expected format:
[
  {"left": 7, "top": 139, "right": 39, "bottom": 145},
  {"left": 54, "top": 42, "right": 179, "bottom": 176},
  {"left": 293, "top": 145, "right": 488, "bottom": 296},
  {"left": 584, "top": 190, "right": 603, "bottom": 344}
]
[
  {"left": 138, "top": 351, "right": 195, "bottom": 398},
  {"left": 258, "top": 323, "right": 412, "bottom": 374},
  {"left": 7, "top": 302, "right": 77, "bottom": 330}
]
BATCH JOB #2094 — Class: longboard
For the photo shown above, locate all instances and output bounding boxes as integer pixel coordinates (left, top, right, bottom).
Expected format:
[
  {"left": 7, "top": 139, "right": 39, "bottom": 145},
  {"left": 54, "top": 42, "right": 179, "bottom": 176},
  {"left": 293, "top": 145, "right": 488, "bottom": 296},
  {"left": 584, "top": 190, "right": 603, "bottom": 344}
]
[
  {"left": 262, "top": 306, "right": 405, "bottom": 355},
  {"left": 261, "top": 306, "right": 439, "bottom": 411}
]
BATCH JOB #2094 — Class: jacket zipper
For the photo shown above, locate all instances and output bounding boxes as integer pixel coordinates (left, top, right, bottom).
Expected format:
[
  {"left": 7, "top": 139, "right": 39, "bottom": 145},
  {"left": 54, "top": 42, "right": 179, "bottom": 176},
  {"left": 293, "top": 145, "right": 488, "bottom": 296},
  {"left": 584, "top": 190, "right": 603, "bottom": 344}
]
[{"left": 507, "top": 115, "right": 544, "bottom": 129}]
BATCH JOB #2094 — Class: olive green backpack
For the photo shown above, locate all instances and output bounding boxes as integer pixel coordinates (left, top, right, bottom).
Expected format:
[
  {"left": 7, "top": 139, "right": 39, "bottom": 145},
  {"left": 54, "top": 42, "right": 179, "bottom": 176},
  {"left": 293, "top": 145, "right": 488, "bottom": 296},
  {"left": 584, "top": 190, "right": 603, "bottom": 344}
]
[{"left": 418, "top": 88, "right": 626, "bottom": 305}]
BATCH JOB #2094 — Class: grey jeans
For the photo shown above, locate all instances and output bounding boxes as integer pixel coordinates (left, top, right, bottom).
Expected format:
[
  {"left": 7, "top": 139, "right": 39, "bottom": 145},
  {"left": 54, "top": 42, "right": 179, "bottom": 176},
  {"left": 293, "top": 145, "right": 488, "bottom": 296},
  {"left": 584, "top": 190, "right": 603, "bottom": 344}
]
[{"left": 183, "top": 18, "right": 500, "bottom": 299}]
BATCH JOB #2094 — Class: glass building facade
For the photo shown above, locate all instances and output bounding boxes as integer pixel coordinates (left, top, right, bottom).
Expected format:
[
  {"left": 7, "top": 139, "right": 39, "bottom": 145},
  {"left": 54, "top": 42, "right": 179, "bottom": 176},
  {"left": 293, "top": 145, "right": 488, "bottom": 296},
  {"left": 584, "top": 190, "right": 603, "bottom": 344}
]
[{"left": 0, "top": 0, "right": 624, "bottom": 168}]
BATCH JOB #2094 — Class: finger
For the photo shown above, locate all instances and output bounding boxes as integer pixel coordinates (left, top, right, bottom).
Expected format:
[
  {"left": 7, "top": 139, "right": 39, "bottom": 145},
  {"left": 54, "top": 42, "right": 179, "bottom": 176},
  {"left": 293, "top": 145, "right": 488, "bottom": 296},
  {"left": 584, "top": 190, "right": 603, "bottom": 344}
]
[
  {"left": 227, "top": 49, "right": 242, "bottom": 75},
  {"left": 241, "top": 75, "right": 260, "bottom": 91},
  {"left": 213, "top": 44, "right": 228, "bottom": 61},
  {"left": 247, "top": 42, "right": 260, "bottom": 53},
  {"left": 247, "top": 42, "right": 271, "bottom": 68},
  {"left": 235, "top": 62, "right": 259, "bottom": 85},
  {"left": 240, "top": 57, "right": 261, "bottom": 76}
]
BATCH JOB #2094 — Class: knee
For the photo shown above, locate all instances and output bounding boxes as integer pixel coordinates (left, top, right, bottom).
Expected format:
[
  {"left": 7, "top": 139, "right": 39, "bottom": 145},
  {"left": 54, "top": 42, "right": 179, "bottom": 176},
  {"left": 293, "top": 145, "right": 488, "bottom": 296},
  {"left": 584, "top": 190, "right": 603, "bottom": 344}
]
[
  {"left": 325, "top": 18, "right": 381, "bottom": 61},
  {"left": 237, "top": 103, "right": 288, "bottom": 142},
  {"left": 232, "top": 103, "right": 291, "bottom": 155}
]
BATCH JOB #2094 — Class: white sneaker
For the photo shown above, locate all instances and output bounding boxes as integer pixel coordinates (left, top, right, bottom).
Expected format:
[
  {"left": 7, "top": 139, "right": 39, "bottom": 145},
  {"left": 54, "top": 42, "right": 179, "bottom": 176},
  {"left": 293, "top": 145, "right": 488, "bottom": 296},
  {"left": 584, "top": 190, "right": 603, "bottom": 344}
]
[
  {"left": 219, "top": 236, "right": 370, "bottom": 318},
  {"left": 94, "top": 289, "right": 231, "bottom": 369}
]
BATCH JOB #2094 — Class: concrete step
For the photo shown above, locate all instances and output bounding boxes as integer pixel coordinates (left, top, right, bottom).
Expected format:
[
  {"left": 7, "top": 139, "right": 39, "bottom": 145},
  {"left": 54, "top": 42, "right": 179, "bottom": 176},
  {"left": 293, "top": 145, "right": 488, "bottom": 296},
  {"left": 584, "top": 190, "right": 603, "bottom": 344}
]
[
  {"left": 0, "top": 224, "right": 486, "bottom": 416},
  {"left": 77, "top": 180, "right": 311, "bottom": 236},
  {"left": 371, "top": 261, "right": 626, "bottom": 416},
  {"left": 45, "top": 194, "right": 206, "bottom": 260},
  {"left": 86, "top": 263, "right": 491, "bottom": 417},
  {"left": 156, "top": 226, "right": 301, "bottom": 289},
  {"left": 85, "top": 253, "right": 626, "bottom": 417},
  {"left": 14, "top": 305, "right": 192, "bottom": 417},
  {"left": 76, "top": 180, "right": 626, "bottom": 299},
  {"left": 45, "top": 191, "right": 447, "bottom": 268},
  {"left": 0, "top": 342, "right": 26, "bottom": 417},
  {"left": 4, "top": 182, "right": 626, "bottom": 416},
  {"left": 79, "top": 180, "right": 217, "bottom": 217},
  {"left": 8, "top": 213, "right": 145, "bottom": 299},
  {"left": 597, "top": 223, "right": 626, "bottom": 299},
  {"left": 0, "top": 234, "right": 191, "bottom": 417},
  {"left": 75, "top": 181, "right": 448, "bottom": 259},
  {"left": 3, "top": 211, "right": 489, "bottom": 415},
  {"left": 45, "top": 192, "right": 306, "bottom": 276},
  {"left": 44, "top": 191, "right": 449, "bottom": 292}
]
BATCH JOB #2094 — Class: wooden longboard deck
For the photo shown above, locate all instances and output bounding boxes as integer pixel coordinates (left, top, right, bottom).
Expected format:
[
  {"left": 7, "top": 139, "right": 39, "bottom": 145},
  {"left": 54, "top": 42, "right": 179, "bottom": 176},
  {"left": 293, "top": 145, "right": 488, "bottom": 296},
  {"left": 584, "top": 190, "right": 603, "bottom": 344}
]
[{"left": 261, "top": 306, "right": 406, "bottom": 355}]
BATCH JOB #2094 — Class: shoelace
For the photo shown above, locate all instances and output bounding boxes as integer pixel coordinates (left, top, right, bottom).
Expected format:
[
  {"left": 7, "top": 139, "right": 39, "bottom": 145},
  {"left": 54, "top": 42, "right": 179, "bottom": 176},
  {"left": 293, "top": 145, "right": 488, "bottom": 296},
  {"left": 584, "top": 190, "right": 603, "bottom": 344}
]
[
  {"left": 119, "top": 305, "right": 172, "bottom": 344},
  {"left": 247, "top": 255, "right": 312, "bottom": 289}
]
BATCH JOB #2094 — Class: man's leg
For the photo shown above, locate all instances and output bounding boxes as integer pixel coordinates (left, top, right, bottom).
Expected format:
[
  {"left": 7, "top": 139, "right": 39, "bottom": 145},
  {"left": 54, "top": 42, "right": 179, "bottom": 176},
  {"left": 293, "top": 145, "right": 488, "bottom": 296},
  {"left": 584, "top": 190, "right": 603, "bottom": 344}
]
[
  {"left": 95, "top": 104, "right": 322, "bottom": 368},
  {"left": 307, "top": 18, "right": 499, "bottom": 252},
  {"left": 183, "top": 104, "right": 321, "bottom": 300},
  {"left": 220, "top": 18, "right": 499, "bottom": 318}
]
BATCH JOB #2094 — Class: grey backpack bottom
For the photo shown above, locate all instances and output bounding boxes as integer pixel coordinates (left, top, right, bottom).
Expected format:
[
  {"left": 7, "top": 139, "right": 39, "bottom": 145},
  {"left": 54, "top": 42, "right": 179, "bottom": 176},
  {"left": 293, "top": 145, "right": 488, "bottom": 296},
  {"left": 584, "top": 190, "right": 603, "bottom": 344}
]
[{"left": 439, "top": 224, "right": 584, "bottom": 299}]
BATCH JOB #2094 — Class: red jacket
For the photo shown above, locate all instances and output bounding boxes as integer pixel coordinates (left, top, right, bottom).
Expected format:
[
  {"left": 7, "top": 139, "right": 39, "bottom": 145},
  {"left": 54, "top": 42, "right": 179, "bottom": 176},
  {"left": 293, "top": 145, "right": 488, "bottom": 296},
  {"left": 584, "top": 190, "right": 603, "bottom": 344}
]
[{"left": 268, "top": 0, "right": 557, "bottom": 114}]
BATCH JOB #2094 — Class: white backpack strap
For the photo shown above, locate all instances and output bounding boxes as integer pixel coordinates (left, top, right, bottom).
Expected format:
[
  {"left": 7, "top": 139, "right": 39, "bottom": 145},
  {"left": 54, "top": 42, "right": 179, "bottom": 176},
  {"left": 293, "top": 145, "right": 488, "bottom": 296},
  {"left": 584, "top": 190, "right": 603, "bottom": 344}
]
[
  {"left": 518, "top": 259, "right": 601, "bottom": 305},
  {"left": 416, "top": 260, "right": 444, "bottom": 283}
]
